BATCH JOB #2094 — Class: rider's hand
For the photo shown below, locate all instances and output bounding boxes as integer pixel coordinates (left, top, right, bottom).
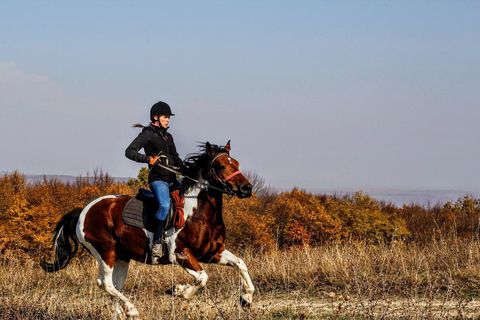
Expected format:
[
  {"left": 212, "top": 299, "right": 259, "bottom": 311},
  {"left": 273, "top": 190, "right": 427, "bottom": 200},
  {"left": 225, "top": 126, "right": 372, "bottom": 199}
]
[{"left": 149, "top": 156, "right": 159, "bottom": 165}]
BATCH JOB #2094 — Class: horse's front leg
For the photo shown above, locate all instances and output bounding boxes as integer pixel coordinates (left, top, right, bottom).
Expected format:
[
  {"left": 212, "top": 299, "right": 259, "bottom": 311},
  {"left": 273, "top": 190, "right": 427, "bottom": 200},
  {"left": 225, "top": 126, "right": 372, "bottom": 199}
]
[
  {"left": 172, "top": 248, "right": 208, "bottom": 300},
  {"left": 216, "top": 249, "right": 255, "bottom": 307}
]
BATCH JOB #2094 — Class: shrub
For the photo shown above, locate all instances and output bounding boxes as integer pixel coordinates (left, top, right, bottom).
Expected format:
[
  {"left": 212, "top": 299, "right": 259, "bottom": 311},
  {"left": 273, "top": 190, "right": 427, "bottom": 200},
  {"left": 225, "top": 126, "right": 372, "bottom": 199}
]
[
  {"left": 224, "top": 194, "right": 276, "bottom": 251},
  {"left": 320, "top": 191, "right": 410, "bottom": 243},
  {"left": 266, "top": 189, "right": 343, "bottom": 247}
]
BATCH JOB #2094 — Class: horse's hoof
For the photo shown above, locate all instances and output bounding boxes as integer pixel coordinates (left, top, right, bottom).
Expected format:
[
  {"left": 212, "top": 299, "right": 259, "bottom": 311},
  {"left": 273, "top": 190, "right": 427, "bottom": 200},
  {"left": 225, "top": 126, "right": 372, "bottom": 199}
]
[
  {"left": 126, "top": 312, "right": 140, "bottom": 319},
  {"left": 126, "top": 305, "right": 140, "bottom": 318},
  {"left": 240, "top": 294, "right": 252, "bottom": 308}
]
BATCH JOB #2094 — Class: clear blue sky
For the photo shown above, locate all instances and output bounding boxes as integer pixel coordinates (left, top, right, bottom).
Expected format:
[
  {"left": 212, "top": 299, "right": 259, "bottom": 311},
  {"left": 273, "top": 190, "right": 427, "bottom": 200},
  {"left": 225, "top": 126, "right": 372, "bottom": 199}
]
[{"left": 1, "top": 1, "right": 479, "bottom": 191}]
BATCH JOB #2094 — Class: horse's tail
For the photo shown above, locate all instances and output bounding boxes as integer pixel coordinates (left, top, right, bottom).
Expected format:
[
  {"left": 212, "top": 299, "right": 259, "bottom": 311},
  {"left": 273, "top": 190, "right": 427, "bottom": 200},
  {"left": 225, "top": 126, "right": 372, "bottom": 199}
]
[{"left": 40, "top": 207, "right": 83, "bottom": 272}]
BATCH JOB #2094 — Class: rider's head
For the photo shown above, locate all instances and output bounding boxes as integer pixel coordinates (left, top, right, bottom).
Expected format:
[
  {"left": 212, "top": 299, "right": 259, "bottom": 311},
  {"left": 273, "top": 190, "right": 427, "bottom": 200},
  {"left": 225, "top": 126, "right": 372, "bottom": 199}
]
[{"left": 150, "top": 101, "right": 174, "bottom": 129}]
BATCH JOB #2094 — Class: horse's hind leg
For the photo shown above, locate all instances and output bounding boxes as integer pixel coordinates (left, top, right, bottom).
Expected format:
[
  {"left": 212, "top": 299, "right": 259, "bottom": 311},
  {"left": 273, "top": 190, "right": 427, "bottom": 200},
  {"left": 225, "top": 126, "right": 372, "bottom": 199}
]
[
  {"left": 99, "top": 259, "right": 139, "bottom": 318},
  {"left": 111, "top": 260, "right": 130, "bottom": 318},
  {"left": 113, "top": 260, "right": 130, "bottom": 292},
  {"left": 216, "top": 249, "right": 255, "bottom": 307},
  {"left": 94, "top": 252, "right": 139, "bottom": 317}
]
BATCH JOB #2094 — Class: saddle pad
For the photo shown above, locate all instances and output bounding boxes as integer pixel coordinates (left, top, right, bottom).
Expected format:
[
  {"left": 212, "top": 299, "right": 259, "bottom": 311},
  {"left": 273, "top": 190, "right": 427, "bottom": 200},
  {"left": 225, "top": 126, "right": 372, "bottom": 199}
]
[
  {"left": 122, "top": 197, "right": 149, "bottom": 230},
  {"left": 121, "top": 196, "right": 175, "bottom": 232},
  {"left": 121, "top": 189, "right": 185, "bottom": 232}
]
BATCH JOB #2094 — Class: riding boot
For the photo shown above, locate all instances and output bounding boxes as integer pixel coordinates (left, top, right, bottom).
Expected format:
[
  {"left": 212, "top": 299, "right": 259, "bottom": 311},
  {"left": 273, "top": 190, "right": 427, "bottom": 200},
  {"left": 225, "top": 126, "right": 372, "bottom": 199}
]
[{"left": 151, "top": 219, "right": 166, "bottom": 264}]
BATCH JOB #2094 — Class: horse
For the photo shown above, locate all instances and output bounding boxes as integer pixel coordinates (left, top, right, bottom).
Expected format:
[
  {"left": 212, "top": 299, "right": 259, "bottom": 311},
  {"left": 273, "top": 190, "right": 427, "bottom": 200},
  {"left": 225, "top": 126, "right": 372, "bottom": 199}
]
[{"left": 41, "top": 141, "right": 254, "bottom": 318}]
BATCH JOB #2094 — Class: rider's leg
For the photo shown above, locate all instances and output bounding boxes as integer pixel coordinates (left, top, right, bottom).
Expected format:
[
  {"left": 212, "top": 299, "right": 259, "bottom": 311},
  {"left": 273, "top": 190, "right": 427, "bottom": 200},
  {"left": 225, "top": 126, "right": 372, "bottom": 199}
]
[{"left": 149, "top": 180, "right": 172, "bottom": 260}]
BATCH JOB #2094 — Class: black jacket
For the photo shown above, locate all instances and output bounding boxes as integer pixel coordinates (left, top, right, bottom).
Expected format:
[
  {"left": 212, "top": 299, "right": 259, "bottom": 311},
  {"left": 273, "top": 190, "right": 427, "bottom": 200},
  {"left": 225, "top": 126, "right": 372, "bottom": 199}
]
[{"left": 125, "top": 125, "right": 183, "bottom": 184}]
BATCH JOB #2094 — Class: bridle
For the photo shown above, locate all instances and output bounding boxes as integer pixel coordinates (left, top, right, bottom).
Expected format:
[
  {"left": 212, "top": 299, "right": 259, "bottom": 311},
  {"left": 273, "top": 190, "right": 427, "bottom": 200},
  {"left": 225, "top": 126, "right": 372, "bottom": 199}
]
[
  {"left": 152, "top": 152, "right": 242, "bottom": 195},
  {"left": 208, "top": 153, "right": 243, "bottom": 193}
]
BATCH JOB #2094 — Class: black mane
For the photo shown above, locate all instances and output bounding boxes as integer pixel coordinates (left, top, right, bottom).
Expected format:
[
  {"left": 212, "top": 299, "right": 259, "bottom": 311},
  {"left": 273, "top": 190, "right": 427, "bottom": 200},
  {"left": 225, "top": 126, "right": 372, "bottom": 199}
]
[{"left": 181, "top": 142, "right": 229, "bottom": 193}]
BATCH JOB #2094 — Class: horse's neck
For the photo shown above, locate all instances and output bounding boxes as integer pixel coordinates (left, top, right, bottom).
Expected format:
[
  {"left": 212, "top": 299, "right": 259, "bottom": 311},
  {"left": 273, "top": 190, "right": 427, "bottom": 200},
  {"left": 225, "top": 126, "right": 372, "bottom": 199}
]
[{"left": 184, "top": 184, "right": 223, "bottom": 223}]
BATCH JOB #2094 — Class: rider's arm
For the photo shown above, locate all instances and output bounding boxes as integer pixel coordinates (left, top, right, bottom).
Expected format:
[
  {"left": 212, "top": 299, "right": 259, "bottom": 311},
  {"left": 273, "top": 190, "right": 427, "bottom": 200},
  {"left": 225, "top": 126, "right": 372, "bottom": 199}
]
[{"left": 125, "top": 131, "right": 151, "bottom": 163}]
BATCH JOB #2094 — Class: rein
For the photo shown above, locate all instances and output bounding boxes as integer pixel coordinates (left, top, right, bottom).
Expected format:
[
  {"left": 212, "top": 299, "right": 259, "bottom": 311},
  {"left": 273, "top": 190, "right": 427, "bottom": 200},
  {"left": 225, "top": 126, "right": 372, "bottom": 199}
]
[{"left": 154, "top": 162, "right": 236, "bottom": 196}]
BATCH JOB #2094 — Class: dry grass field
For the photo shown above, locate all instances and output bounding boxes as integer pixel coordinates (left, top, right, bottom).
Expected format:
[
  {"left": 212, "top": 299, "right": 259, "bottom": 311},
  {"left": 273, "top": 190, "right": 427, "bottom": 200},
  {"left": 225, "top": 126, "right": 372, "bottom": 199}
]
[{"left": 2, "top": 239, "right": 480, "bottom": 319}]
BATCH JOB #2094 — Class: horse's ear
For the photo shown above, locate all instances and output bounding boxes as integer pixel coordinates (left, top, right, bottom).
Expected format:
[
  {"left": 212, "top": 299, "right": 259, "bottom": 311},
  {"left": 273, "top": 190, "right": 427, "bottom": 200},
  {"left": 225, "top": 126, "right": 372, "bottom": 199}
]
[
  {"left": 206, "top": 142, "right": 214, "bottom": 156},
  {"left": 225, "top": 140, "right": 231, "bottom": 153}
]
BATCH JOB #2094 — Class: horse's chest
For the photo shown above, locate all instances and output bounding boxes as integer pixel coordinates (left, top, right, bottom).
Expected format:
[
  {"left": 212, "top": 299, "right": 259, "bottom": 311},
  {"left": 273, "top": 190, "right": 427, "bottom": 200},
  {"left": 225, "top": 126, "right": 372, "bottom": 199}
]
[{"left": 180, "top": 222, "right": 225, "bottom": 250}]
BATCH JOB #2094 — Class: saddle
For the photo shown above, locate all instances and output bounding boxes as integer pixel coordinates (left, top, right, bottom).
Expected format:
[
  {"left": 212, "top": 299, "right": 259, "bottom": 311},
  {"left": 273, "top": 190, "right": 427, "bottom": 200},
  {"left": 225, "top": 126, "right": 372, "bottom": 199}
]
[{"left": 121, "top": 188, "right": 186, "bottom": 232}]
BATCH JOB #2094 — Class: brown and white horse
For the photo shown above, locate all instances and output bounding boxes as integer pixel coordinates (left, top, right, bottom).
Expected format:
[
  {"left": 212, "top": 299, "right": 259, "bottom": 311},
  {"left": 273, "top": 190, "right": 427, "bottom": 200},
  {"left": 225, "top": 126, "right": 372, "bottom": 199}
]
[{"left": 41, "top": 141, "right": 254, "bottom": 318}]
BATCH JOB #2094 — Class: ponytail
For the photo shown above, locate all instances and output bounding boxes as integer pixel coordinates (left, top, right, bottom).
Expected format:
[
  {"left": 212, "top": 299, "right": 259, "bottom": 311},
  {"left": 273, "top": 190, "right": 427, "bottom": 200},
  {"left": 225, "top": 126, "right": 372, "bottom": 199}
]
[{"left": 132, "top": 123, "right": 145, "bottom": 128}]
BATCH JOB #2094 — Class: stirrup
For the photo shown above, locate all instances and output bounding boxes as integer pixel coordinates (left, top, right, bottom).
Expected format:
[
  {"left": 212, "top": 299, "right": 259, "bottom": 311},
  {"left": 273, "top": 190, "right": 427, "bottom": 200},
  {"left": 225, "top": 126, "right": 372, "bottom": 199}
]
[{"left": 151, "top": 241, "right": 165, "bottom": 264}]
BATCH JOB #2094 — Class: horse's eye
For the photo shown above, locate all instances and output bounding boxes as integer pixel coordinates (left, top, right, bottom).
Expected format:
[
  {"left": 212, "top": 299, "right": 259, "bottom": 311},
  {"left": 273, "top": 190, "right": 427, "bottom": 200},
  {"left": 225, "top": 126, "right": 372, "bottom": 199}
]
[{"left": 216, "top": 165, "right": 226, "bottom": 171}]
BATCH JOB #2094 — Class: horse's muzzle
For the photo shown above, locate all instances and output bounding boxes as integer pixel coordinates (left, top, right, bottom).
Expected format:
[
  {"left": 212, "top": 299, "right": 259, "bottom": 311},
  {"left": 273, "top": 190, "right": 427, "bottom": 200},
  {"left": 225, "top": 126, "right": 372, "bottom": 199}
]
[{"left": 238, "top": 183, "right": 253, "bottom": 198}]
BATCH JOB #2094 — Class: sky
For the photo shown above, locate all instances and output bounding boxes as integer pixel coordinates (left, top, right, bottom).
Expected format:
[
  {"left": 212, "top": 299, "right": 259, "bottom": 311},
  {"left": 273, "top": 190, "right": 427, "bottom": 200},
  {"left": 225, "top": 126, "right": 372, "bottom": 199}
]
[{"left": 1, "top": 1, "right": 479, "bottom": 192}]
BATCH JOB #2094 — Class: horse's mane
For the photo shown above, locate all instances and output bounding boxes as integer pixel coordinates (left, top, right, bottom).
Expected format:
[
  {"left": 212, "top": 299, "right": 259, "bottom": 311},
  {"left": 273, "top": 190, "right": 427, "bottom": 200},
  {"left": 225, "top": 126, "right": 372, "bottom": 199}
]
[{"left": 181, "top": 142, "right": 229, "bottom": 193}]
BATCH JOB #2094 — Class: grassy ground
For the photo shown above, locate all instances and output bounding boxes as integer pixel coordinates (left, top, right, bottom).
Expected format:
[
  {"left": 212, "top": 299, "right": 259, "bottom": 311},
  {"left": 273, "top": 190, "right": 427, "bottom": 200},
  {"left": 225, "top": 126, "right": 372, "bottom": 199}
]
[{"left": 2, "top": 239, "right": 480, "bottom": 319}]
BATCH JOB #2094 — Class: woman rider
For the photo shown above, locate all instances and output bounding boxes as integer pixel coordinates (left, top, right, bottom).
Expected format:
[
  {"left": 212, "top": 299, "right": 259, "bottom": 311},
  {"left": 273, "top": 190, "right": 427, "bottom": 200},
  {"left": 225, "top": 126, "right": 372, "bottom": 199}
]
[{"left": 125, "top": 101, "right": 184, "bottom": 263}]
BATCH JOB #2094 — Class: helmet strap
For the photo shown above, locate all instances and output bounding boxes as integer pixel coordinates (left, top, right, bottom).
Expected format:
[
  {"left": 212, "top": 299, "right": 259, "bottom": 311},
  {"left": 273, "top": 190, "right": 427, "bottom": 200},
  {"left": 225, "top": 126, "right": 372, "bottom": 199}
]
[{"left": 151, "top": 114, "right": 160, "bottom": 126}]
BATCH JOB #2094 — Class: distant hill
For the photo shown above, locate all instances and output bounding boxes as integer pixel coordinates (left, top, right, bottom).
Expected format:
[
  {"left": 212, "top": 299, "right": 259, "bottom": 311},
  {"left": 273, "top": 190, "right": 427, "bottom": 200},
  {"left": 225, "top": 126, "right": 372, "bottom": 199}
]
[
  {"left": 306, "top": 188, "right": 480, "bottom": 207},
  {"left": 6, "top": 172, "right": 479, "bottom": 207},
  {"left": 24, "top": 174, "right": 131, "bottom": 184}
]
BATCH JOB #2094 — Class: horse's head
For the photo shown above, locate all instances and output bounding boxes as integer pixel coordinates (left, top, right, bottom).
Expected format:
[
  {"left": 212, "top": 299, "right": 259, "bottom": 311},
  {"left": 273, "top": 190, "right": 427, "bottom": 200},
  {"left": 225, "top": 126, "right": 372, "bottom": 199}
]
[{"left": 206, "top": 140, "right": 252, "bottom": 198}]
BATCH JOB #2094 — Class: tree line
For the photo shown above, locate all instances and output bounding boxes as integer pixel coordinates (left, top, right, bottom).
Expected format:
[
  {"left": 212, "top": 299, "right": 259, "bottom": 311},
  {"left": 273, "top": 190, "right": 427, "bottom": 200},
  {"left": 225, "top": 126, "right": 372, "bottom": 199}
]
[{"left": 1, "top": 170, "right": 479, "bottom": 257}]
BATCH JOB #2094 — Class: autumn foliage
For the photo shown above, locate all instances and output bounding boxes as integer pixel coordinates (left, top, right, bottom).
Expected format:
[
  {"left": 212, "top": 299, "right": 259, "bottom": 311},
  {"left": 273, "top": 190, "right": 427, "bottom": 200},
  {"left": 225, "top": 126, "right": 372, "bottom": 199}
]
[
  {"left": 1, "top": 170, "right": 480, "bottom": 257},
  {"left": 0, "top": 171, "right": 133, "bottom": 255},
  {"left": 224, "top": 189, "right": 409, "bottom": 251}
]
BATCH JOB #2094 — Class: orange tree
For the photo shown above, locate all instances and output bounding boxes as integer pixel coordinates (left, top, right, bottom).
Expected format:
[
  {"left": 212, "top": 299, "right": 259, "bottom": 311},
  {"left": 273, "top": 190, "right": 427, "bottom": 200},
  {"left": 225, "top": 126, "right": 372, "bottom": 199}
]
[
  {"left": 266, "top": 189, "right": 342, "bottom": 247},
  {"left": 223, "top": 193, "right": 276, "bottom": 251}
]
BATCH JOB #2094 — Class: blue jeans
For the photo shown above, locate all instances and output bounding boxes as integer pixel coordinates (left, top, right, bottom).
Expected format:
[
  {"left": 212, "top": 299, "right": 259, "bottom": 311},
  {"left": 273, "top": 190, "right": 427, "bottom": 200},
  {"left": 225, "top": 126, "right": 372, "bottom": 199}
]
[{"left": 149, "top": 180, "right": 179, "bottom": 221}]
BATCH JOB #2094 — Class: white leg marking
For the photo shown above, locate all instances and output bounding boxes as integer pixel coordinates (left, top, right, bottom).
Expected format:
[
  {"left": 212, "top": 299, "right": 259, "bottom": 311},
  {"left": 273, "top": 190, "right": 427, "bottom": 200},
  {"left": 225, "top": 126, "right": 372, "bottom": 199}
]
[
  {"left": 219, "top": 250, "right": 255, "bottom": 304},
  {"left": 174, "top": 269, "right": 208, "bottom": 300},
  {"left": 102, "top": 262, "right": 139, "bottom": 318}
]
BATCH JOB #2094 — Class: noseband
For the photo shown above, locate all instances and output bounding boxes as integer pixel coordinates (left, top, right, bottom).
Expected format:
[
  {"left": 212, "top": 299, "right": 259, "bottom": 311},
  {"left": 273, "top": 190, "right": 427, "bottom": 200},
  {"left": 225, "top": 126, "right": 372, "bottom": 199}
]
[{"left": 209, "top": 153, "right": 243, "bottom": 192}]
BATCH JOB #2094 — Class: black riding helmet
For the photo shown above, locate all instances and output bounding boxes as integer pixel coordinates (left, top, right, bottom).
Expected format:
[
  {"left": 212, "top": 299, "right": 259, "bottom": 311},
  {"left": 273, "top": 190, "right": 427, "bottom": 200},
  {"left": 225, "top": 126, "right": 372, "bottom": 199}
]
[{"left": 150, "top": 101, "right": 175, "bottom": 121}]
